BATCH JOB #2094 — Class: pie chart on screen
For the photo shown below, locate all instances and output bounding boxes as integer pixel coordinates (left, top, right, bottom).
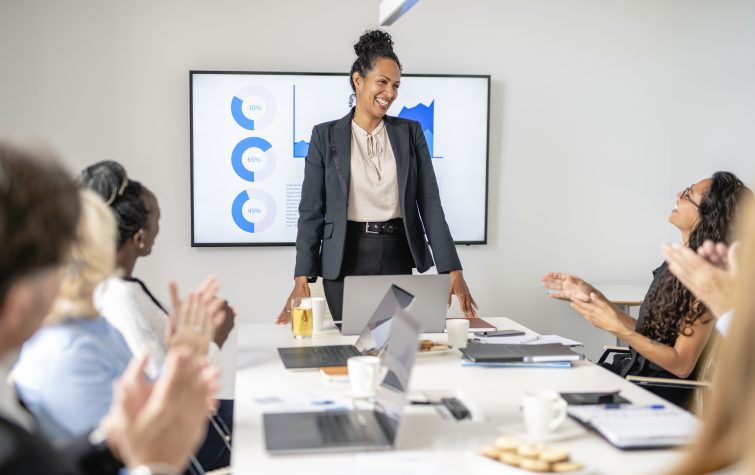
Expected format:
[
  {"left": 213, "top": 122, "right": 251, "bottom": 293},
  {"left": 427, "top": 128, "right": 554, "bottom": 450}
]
[
  {"left": 230, "top": 85, "right": 276, "bottom": 130},
  {"left": 231, "top": 188, "right": 276, "bottom": 233}
]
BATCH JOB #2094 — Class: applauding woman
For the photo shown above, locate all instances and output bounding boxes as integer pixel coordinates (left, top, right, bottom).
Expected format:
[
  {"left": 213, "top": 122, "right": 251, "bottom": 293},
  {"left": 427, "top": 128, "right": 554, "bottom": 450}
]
[{"left": 542, "top": 172, "right": 750, "bottom": 406}]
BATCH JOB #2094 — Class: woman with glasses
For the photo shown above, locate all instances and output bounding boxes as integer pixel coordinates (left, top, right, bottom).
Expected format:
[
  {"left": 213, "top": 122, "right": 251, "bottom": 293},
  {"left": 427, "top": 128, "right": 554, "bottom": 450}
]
[{"left": 541, "top": 172, "right": 750, "bottom": 406}]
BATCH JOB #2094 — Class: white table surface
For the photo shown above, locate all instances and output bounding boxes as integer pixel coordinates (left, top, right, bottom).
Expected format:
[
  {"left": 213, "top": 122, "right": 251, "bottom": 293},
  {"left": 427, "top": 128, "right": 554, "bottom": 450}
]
[{"left": 232, "top": 318, "right": 685, "bottom": 474}]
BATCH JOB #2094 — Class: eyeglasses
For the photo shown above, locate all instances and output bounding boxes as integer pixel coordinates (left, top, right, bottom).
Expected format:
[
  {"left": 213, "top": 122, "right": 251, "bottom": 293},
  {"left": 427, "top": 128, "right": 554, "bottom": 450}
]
[{"left": 680, "top": 185, "right": 700, "bottom": 208}]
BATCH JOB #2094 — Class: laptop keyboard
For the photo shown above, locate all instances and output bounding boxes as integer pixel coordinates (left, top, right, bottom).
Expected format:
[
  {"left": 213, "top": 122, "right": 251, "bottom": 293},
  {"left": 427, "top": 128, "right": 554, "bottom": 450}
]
[
  {"left": 316, "top": 412, "right": 369, "bottom": 444},
  {"left": 309, "top": 345, "right": 361, "bottom": 363}
]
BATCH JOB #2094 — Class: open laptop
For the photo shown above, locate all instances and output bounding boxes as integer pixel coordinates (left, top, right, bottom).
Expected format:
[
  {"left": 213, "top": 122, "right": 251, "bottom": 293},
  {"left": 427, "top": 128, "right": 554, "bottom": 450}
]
[
  {"left": 264, "top": 310, "right": 422, "bottom": 454},
  {"left": 340, "top": 274, "right": 450, "bottom": 335},
  {"left": 277, "top": 285, "right": 414, "bottom": 369}
]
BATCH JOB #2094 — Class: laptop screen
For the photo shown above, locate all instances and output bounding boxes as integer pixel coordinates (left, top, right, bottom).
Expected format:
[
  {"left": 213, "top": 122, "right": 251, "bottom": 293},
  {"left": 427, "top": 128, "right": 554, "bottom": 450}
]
[
  {"left": 354, "top": 285, "right": 414, "bottom": 353},
  {"left": 374, "top": 310, "right": 422, "bottom": 440}
]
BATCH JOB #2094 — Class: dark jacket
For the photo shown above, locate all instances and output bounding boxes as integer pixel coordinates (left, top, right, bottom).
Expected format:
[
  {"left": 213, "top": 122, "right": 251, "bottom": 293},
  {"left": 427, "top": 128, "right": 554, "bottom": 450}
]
[{"left": 294, "top": 109, "right": 462, "bottom": 280}]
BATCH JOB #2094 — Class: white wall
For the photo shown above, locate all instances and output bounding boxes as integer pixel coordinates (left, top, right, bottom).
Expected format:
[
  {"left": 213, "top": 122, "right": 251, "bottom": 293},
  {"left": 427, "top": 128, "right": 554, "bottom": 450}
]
[{"left": 2, "top": 0, "right": 754, "bottom": 370}]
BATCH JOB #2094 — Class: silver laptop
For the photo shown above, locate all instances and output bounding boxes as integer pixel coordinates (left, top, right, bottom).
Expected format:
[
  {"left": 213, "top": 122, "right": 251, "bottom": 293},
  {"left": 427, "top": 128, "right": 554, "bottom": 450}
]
[
  {"left": 341, "top": 274, "right": 450, "bottom": 335},
  {"left": 264, "top": 310, "right": 422, "bottom": 454},
  {"left": 277, "top": 285, "right": 414, "bottom": 369}
]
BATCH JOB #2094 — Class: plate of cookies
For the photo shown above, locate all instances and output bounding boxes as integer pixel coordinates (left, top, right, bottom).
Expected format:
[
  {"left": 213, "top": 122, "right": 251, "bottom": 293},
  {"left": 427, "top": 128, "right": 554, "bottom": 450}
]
[
  {"left": 417, "top": 339, "right": 455, "bottom": 356},
  {"left": 478, "top": 436, "right": 589, "bottom": 473}
]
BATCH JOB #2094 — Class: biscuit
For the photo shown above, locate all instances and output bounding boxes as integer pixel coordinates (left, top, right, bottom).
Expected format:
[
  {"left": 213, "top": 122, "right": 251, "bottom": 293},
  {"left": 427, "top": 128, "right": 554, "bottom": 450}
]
[
  {"left": 552, "top": 461, "right": 584, "bottom": 472},
  {"left": 498, "top": 452, "right": 522, "bottom": 466},
  {"left": 479, "top": 445, "right": 500, "bottom": 459},
  {"left": 517, "top": 443, "right": 545, "bottom": 458},
  {"left": 519, "top": 458, "right": 550, "bottom": 472},
  {"left": 419, "top": 339, "right": 434, "bottom": 351},
  {"left": 540, "top": 449, "right": 569, "bottom": 464},
  {"left": 494, "top": 435, "right": 520, "bottom": 452}
]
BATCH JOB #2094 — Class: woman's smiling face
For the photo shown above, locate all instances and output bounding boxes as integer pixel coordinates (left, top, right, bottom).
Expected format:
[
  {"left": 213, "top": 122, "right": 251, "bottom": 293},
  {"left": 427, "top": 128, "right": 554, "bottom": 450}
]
[{"left": 352, "top": 57, "right": 401, "bottom": 120}]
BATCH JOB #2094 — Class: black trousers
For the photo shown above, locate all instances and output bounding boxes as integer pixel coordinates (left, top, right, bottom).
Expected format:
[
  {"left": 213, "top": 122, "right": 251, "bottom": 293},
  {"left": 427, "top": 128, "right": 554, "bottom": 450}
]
[{"left": 323, "top": 221, "right": 414, "bottom": 322}]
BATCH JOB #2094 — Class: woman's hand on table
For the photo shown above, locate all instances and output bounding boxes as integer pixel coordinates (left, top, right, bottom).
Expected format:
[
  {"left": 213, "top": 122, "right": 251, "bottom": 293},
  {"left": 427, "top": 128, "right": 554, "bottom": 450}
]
[
  {"left": 276, "top": 276, "right": 311, "bottom": 324},
  {"left": 449, "top": 270, "right": 478, "bottom": 319}
]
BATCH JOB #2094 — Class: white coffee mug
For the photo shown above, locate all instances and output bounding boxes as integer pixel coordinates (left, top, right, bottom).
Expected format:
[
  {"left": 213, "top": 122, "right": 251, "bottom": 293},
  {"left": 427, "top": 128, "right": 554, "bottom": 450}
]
[
  {"left": 521, "top": 390, "right": 568, "bottom": 439},
  {"left": 446, "top": 319, "right": 470, "bottom": 348},
  {"left": 310, "top": 297, "right": 327, "bottom": 335},
  {"left": 347, "top": 356, "right": 381, "bottom": 397}
]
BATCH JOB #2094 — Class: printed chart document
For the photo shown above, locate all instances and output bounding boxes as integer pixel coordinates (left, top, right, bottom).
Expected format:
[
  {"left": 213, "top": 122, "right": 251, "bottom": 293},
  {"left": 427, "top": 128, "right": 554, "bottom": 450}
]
[{"left": 567, "top": 404, "right": 700, "bottom": 449}]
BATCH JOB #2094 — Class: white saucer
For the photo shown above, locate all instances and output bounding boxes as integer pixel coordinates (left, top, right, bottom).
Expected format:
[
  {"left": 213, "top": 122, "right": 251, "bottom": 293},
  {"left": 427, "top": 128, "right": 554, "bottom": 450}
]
[
  {"left": 416, "top": 346, "right": 457, "bottom": 357},
  {"left": 476, "top": 452, "right": 595, "bottom": 475},
  {"left": 498, "top": 419, "right": 587, "bottom": 443}
]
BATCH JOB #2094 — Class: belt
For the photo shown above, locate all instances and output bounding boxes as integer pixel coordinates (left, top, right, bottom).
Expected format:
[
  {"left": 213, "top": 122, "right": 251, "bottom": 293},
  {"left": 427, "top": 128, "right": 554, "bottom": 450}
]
[{"left": 347, "top": 220, "right": 404, "bottom": 235}]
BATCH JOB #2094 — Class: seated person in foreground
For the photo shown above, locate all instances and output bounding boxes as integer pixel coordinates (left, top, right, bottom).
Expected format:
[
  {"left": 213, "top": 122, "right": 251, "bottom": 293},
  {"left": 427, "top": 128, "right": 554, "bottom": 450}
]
[
  {"left": 0, "top": 143, "right": 218, "bottom": 475},
  {"left": 669, "top": 197, "right": 755, "bottom": 475},
  {"left": 12, "top": 190, "right": 228, "bottom": 472},
  {"left": 542, "top": 172, "right": 750, "bottom": 406}
]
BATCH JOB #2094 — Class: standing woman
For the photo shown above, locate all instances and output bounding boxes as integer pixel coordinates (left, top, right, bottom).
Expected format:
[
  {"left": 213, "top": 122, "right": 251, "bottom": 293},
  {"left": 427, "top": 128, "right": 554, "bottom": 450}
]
[{"left": 277, "top": 29, "right": 478, "bottom": 323}]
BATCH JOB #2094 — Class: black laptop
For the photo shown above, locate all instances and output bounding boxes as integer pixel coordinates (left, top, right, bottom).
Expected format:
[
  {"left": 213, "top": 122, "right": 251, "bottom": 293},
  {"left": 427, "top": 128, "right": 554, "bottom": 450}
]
[
  {"left": 265, "top": 310, "right": 422, "bottom": 454},
  {"left": 277, "top": 285, "right": 414, "bottom": 369}
]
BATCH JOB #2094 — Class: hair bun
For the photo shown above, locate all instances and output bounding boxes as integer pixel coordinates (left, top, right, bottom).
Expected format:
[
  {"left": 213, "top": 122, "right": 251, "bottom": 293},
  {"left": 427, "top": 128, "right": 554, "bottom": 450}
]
[{"left": 353, "top": 29, "right": 394, "bottom": 57}]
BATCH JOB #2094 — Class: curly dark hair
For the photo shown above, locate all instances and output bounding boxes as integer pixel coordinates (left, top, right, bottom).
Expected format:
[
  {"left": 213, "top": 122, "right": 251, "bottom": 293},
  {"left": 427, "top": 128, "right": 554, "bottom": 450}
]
[
  {"left": 642, "top": 171, "right": 752, "bottom": 344},
  {"left": 348, "top": 29, "right": 402, "bottom": 106},
  {"left": 76, "top": 160, "right": 148, "bottom": 249}
]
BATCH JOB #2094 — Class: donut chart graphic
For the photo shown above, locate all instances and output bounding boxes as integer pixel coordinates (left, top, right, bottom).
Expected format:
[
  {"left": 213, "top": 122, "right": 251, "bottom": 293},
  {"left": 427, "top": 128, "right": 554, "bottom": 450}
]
[
  {"left": 231, "top": 137, "right": 276, "bottom": 182},
  {"left": 231, "top": 188, "right": 276, "bottom": 233},
  {"left": 231, "top": 85, "right": 277, "bottom": 130}
]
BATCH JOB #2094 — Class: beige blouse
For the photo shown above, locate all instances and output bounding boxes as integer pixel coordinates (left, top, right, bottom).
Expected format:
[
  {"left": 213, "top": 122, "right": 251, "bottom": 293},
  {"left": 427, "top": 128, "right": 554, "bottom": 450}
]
[{"left": 347, "top": 120, "right": 402, "bottom": 221}]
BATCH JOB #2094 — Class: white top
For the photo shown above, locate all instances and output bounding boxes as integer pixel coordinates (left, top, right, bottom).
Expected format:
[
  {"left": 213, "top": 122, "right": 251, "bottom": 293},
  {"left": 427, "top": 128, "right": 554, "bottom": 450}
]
[
  {"left": 95, "top": 277, "right": 220, "bottom": 378},
  {"left": 346, "top": 120, "right": 401, "bottom": 221}
]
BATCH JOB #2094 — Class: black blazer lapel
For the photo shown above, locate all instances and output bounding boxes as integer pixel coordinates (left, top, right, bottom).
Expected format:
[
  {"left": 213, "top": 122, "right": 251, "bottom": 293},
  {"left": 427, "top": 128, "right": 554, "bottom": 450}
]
[
  {"left": 385, "top": 117, "right": 409, "bottom": 202},
  {"left": 332, "top": 111, "right": 353, "bottom": 200}
]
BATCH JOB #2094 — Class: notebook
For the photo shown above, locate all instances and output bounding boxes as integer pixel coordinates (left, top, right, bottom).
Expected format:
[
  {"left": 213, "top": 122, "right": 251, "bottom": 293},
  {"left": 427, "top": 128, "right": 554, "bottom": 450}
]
[{"left": 459, "top": 342, "right": 584, "bottom": 363}]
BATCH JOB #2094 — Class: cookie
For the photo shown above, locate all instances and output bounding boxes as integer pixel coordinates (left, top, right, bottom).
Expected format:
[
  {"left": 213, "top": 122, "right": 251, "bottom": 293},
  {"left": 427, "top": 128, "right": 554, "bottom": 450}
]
[
  {"left": 517, "top": 443, "right": 545, "bottom": 458},
  {"left": 498, "top": 452, "right": 522, "bottom": 466},
  {"left": 552, "top": 461, "right": 584, "bottom": 472},
  {"left": 494, "top": 435, "right": 520, "bottom": 452},
  {"left": 540, "top": 448, "right": 569, "bottom": 464},
  {"left": 419, "top": 339, "right": 434, "bottom": 351},
  {"left": 479, "top": 445, "right": 500, "bottom": 459},
  {"left": 519, "top": 458, "right": 551, "bottom": 472}
]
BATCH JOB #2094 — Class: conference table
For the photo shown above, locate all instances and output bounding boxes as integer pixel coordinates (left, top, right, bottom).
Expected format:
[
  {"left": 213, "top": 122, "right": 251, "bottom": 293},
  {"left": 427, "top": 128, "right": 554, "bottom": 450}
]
[{"left": 232, "top": 317, "right": 686, "bottom": 474}]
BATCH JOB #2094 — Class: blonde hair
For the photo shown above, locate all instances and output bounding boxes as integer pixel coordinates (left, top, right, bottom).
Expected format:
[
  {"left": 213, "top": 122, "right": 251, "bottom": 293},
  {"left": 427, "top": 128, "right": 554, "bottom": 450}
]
[
  {"left": 47, "top": 190, "right": 116, "bottom": 323},
  {"left": 670, "top": 195, "right": 755, "bottom": 475}
]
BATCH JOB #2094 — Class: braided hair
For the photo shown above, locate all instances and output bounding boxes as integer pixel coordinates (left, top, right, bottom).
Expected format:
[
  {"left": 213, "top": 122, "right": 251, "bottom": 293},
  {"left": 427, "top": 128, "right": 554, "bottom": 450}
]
[
  {"left": 348, "top": 29, "right": 402, "bottom": 107},
  {"left": 76, "top": 160, "right": 148, "bottom": 249},
  {"left": 642, "top": 172, "right": 752, "bottom": 343}
]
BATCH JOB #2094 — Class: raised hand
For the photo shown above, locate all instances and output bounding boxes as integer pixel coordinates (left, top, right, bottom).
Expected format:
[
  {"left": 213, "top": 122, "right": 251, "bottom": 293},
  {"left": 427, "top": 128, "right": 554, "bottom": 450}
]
[
  {"left": 662, "top": 241, "right": 737, "bottom": 318},
  {"left": 541, "top": 272, "right": 594, "bottom": 302},
  {"left": 166, "top": 279, "right": 222, "bottom": 354}
]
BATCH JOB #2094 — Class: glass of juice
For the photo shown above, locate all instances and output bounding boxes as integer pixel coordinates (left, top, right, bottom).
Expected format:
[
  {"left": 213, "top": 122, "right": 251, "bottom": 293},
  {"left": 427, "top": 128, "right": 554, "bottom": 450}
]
[{"left": 290, "top": 297, "right": 313, "bottom": 339}]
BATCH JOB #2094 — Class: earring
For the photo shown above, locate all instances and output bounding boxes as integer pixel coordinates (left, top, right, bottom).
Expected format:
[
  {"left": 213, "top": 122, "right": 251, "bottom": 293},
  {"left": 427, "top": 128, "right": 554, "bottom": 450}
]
[{"left": 138, "top": 242, "right": 145, "bottom": 250}]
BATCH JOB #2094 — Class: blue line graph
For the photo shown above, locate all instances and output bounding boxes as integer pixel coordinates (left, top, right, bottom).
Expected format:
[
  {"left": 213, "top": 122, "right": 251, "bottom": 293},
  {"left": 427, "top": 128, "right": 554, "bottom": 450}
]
[{"left": 397, "top": 100, "right": 441, "bottom": 158}]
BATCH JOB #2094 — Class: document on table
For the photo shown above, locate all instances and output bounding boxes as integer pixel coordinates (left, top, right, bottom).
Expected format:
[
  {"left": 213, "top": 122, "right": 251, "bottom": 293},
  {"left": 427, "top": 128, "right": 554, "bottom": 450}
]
[
  {"left": 476, "top": 334, "right": 583, "bottom": 347},
  {"left": 567, "top": 404, "right": 700, "bottom": 449},
  {"left": 249, "top": 391, "right": 354, "bottom": 413}
]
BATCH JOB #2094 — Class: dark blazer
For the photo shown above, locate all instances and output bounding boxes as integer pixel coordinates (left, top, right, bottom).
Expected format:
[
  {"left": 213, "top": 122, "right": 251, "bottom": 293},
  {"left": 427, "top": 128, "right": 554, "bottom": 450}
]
[
  {"left": 295, "top": 109, "right": 462, "bottom": 280},
  {"left": 0, "top": 415, "right": 121, "bottom": 475}
]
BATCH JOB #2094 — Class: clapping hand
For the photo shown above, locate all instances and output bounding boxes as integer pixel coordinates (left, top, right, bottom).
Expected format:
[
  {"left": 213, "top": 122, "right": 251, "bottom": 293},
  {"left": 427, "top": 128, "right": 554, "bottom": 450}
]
[
  {"left": 541, "top": 272, "right": 595, "bottom": 302},
  {"left": 166, "top": 276, "right": 224, "bottom": 354},
  {"left": 662, "top": 240, "right": 738, "bottom": 318}
]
